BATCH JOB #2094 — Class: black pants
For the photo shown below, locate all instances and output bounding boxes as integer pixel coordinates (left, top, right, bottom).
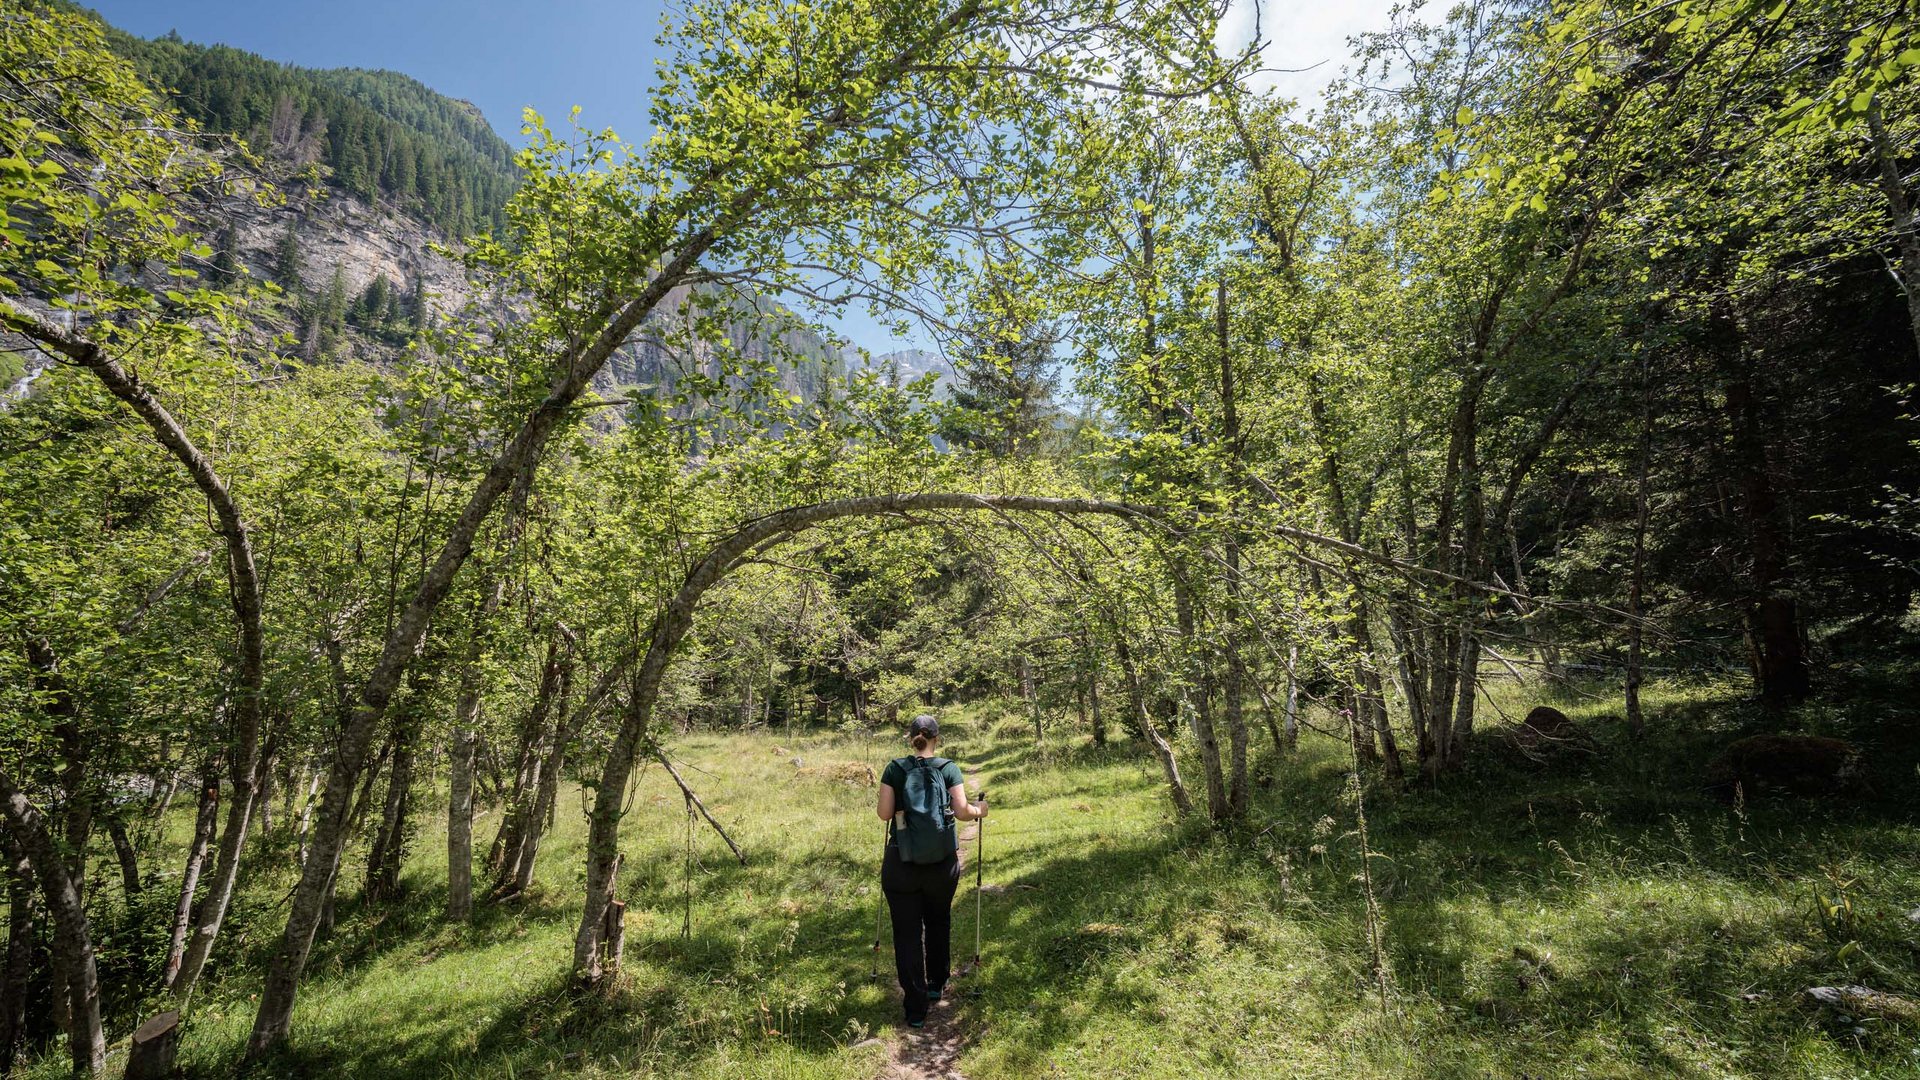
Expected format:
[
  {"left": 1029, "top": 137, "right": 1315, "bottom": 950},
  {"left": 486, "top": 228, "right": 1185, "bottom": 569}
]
[{"left": 881, "top": 846, "right": 960, "bottom": 1023}]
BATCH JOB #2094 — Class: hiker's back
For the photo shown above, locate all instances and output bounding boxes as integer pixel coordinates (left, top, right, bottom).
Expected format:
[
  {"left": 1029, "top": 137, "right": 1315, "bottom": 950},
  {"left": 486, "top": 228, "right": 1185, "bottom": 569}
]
[{"left": 889, "top": 755, "right": 957, "bottom": 864}]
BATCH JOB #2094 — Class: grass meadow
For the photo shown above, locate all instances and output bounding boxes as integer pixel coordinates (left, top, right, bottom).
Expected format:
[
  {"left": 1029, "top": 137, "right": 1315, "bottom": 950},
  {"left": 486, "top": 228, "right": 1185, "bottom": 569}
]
[{"left": 25, "top": 673, "right": 1920, "bottom": 1078}]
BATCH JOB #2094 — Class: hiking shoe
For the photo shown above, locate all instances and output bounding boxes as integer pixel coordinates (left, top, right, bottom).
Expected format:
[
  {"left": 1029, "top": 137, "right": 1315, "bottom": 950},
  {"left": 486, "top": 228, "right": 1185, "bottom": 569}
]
[
  {"left": 927, "top": 987, "right": 944, "bottom": 1004},
  {"left": 908, "top": 1018, "right": 926, "bottom": 1029}
]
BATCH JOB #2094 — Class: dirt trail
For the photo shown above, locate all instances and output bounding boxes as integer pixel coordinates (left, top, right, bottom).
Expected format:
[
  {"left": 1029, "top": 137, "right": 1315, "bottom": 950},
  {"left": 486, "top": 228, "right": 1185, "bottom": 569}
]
[{"left": 879, "top": 998, "right": 971, "bottom": 1080}]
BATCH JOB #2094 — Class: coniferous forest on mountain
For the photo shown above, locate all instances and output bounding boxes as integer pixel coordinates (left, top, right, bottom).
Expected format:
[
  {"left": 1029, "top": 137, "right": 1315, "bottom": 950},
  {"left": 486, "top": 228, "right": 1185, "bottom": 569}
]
[{"left": 2, "top": 0, "right": 1919, "bottom": 1077}]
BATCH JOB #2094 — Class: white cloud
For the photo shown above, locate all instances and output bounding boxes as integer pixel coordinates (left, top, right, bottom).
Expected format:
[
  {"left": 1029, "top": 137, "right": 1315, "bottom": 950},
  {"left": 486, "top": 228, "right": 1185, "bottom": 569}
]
[{"left": 1217, "top": 0, "right": 1403, "bottom": 106}]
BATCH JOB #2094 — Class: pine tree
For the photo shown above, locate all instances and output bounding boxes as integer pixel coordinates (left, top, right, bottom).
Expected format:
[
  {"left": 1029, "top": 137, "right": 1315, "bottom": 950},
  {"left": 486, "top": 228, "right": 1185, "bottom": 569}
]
[
  {"left": 208, "top": 227, "right": 240, "bottom": 287},
  {"left": 272, "top": 226, "right": 302, "bottom": 290},
  {"left": 941, "top": 322, "right": 1060, "bottom": 455}
]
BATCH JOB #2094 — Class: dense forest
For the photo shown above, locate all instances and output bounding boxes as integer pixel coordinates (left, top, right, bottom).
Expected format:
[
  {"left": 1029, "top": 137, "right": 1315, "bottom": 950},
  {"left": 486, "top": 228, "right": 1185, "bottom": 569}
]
[
  {"left": 92, "top": 7, "right": 518, "bottom": 237},
  {"left": 1, "top": 0, "right": 1917, "bottom": 1077}
]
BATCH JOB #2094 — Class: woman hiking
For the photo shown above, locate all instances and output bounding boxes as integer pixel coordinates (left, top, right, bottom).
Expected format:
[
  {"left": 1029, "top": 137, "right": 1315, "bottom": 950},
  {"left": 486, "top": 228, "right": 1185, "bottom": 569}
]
[{"left": 875, "top": 714, "right": 987, "bottom": 1028}]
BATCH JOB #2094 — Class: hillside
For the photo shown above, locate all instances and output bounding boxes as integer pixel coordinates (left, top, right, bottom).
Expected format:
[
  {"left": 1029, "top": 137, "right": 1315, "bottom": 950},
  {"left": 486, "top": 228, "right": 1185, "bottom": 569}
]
[{"left": 96, "top": 15, "right": 518, "bottom": 237}]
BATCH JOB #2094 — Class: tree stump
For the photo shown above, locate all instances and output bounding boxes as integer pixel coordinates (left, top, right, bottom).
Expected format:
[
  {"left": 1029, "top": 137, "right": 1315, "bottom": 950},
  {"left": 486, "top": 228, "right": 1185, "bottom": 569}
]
[{"left": 124, "top": 1010, "right": 180, "bottom": 1080}]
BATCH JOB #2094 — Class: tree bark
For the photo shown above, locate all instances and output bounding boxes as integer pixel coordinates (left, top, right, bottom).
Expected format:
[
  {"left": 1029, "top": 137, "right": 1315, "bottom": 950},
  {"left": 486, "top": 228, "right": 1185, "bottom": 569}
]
[
  {"left": 292, "top": 766, "right": 320, "bottom": 868},
  {"left": 1, "top": 834, "right": 38, "bottom": 1074},
  {"left": 0, "top": 769, "right": 105, "bottom": 1076},
  {"left": 172, "top": 731, "right": 270, "bottom": 1001},
  {"left": 162, "top": 775, "right": 219, "bottom": 992},
  {"left": 124, "top": 1011, "right": 181, "bottom": 1080},
  {"left": 107, "top": 817, "right": 141, "bottom": 896},
  {"left": 365, "top": 711, "right": 419, "bottom": 905}
]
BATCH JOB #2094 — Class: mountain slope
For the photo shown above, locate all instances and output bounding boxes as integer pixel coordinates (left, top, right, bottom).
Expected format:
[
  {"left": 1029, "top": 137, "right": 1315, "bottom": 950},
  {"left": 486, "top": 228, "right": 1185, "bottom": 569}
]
[{"left": 93, "top": 14, "right": 517, "bottom": 236}]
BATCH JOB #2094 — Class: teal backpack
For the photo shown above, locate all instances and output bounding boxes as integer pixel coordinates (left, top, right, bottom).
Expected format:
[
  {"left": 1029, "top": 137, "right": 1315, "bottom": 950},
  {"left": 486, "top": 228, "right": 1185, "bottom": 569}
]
[{"left": 890, "top": 756, "right": 958, "bottom": 864}]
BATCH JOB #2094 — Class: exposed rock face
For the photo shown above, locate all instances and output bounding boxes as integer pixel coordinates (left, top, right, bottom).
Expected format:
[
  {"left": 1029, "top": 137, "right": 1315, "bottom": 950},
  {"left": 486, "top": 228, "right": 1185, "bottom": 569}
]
[
  {"left": 870, "top": 348, "right": 953, "bottom": 398},
  {"left": 1705, "top": 734, "right": 1862, "bottom": 800},
  {"left": 219, "top": 189, "right": 843, "bottom": 409},
  {"left": 226, "top": 188, "right": 469, "bottom": 315}
]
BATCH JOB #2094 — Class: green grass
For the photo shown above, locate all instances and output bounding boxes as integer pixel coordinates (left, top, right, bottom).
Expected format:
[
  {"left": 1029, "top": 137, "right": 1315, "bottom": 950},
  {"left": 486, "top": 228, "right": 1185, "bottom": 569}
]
[{"left": 26, "top": 674, "right": 1920, "bottom": 1078}]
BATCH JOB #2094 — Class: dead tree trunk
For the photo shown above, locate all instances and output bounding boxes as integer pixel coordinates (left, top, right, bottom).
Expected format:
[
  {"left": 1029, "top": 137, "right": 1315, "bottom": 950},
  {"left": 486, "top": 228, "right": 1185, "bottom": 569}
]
[{"left": 123, "top": 1011, "right": 181, "bottom": 1080}]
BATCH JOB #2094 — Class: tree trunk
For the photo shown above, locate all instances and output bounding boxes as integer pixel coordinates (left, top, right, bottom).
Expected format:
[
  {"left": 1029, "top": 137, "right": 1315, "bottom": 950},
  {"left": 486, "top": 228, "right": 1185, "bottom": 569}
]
[
  {"left": 107, "top": 817, "right": 141, "bottom": 896},
  {"left": 1114, "top": 635, "right": 1194, "bottom": 818},
  {"left": 26, "top": 639, "right": 91, "bottom": 904},
  {"left": 162, "top": 775, "right": 219, "bottom": 992},
  {"left": 124, "top": 1011, "right": 181, "bottom": 1080},
  {"left": 1087, "top": 653, "right": 1105, "bottom": 747},
  {"left": 1625, "top": 355, "right": 1654, "bottom": 735},
  {"left": 172, "top": 728, "right": 274, "bottom": 1002},
  {"left": 365, "top": 717, "right": 418, "bottom": 904},
  {"left": 1, "top": 836, "right": 38, "bottom": 1074},
  {"left": 1173, "top": 581, "right": 1227, "bottom": 820},
  {"left": 1868, "top": 103, "right": 1920, "bottom": 361},
  {"left": 447, "top": 724, "right": 478, "bottom": 919},
  {"left": 1216, "top": 276, "right": 1251, "bottom": 816},
  {"left": 293, "top": 766, "right": 320, "bottom": 868},
  {"left": 500, "top": 637, "right": 577, "bottom": 898},
  {"left": 1714, "top": 298, "right": 1809, "bottom": 706},
  {"left": 0, "top": 770, "right": 105, "bottom": 1076},
  {"left": 1017, "top": 655, "right": 1041, "bottom": 743}
]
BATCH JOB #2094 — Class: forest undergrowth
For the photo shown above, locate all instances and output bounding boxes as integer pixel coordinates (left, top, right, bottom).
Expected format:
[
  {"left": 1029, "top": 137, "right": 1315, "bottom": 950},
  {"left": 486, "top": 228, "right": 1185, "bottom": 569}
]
[{"left": 25, "top": 673, "right": 1918, "bottom": 1080}]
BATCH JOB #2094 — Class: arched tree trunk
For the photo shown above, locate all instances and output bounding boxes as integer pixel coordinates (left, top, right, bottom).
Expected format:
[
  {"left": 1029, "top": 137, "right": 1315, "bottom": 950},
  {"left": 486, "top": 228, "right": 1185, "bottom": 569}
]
[{"left": 569, "top": 494, "right": 1168, "bottom": 985}]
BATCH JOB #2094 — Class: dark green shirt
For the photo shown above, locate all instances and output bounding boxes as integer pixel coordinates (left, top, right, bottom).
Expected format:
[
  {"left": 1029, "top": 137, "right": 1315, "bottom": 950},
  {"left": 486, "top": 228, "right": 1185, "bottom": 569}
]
[{"left": 881, "top": 756, "right": 963, "bottom": 796}]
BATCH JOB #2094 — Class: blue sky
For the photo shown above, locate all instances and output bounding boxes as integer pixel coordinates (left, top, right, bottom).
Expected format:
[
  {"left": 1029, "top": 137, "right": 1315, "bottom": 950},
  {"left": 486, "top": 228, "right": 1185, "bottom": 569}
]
[
  {"left": 85, "top": 0, "right": 1399, "bottom": 356},
  {"left": 87, "top": 0, "right": 677, "bottom": 146}
]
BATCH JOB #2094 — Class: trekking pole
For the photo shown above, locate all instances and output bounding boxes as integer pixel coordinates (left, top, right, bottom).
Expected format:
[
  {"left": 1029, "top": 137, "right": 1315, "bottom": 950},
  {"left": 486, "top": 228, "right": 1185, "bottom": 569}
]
[
  {"left": 972, "top": 793, "right": 985, "bottom": 969},
  {"left": 870, "top": 723, "right": 885, "bottom": 981},
  {"left": 871, "top": 818, "right": 886, "bottom": 980}
]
